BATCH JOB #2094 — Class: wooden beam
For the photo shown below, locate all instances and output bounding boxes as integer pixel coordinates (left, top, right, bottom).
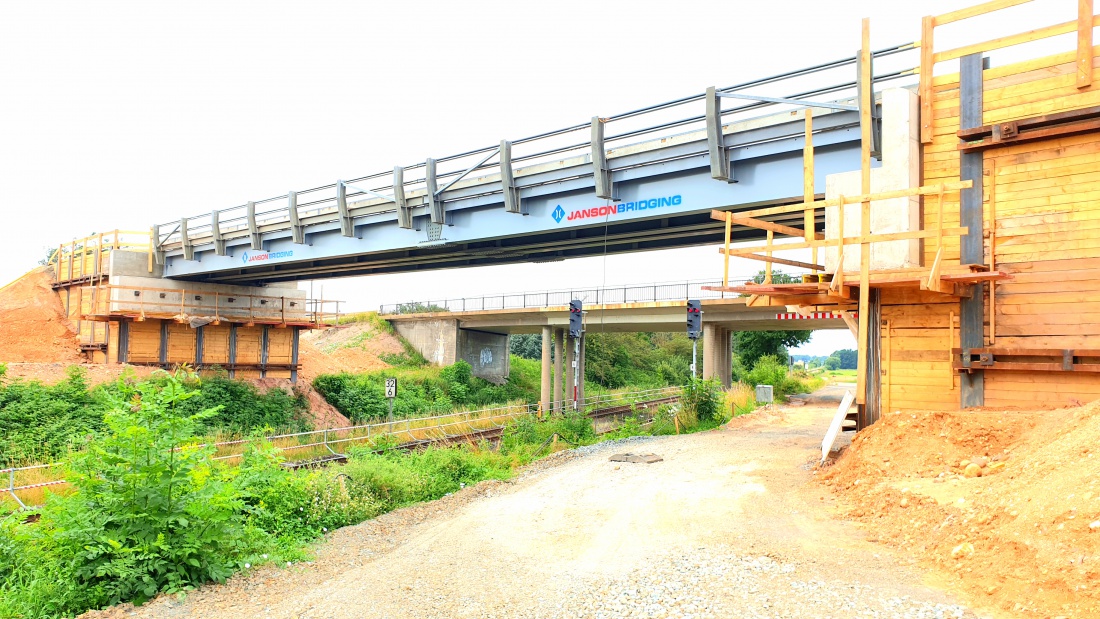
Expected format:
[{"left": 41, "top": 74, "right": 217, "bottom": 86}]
[
  {"left": 1079, "top": 0, "right": 1094, "bottom": 88},
  {"left": 956, "top": 105, "right": 1100, "bottom": 139},
  {"left": 934, "top": 15, "right": 1100, "bottom": 63},
  {"left": 723, "top": 215, "right": 822, "bottom": 239},
  {"left": 839, "top": 310, "right": 859, "bottom": 338},
  {"left": 719, "top": 226, "right": 970, "bottom": 256},
  {"left": 987, "top": 160, "right": 997, "bottom": 345},
  {"left": 733, "top": 249, "right": 823, "bottom": 270},
  {"left": 723, "top": 213, "right": 732, "bottom": 287},
  {"left": 856, "top": 16, "right": 872, "bottom": 406},
  {"left": 920, "top": 15, "right": 935, "bottom": 144},
  {"left": 804, "top": 110, "right": 817, "bottom": 266},
  {"left": 707, "top": 180, "right": 973, "bottom": 222},
  {"left": 958, "top": 118, "right": 1100, "bottom": 152},
  {"left": 934, "top": 0, "right": 1033, "bottom": 25}
]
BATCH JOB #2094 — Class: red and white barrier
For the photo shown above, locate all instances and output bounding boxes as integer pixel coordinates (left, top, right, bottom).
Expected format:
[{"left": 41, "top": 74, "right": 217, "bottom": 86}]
[{"left": 775, "top": 312, "right": 854, "bottom": 320}]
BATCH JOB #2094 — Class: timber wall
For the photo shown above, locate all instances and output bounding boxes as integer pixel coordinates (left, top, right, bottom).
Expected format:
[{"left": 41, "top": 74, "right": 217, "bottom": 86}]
[{"left": 890, "top": 44, "right": 1100, "bottom": 410}]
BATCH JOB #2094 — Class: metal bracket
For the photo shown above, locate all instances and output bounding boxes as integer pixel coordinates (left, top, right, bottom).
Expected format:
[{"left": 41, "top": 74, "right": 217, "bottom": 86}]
[
  {"left": 246, "top": 201, "right": 263, "bottom": 250},
  {"left": 152, "top": 224, "right": 165, "bottom": 266},
  {"left": 180, "top": 217, "right": 195, "bottom": 261},
  {"left": 591, "top": 117, "right": 615, "bottom": 199},
  {"left": 336, "top": 181, "right": 354, "bottom": 238},
  {"left": 212, "top": 210, "right": 227, "bottom": 255},
  {"left": 855, "top": 53, "right": 882, "bottom": 160},
  {"left": 425, "top": 158, "right": 447, "bottom": 225},
  {"left": 501, "top": 140, "right": 525, "bottom": 214},
  {"left": 288, "top": 191, "right": 305, "bottom": 244},
  {"left": 705, "top": 87, "right": 734, "bottom": 182},
  {"left": 979, "top": 352, "right": 994, "bottom": 367},
  {"left": 394, "top": 167, "right": 412, "bottom": 229}
]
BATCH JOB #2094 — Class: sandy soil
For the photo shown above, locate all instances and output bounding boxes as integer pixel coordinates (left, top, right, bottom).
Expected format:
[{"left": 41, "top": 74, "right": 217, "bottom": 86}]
[
  {"left": 298, "top": 323, "right": 403, "bottom": 384},
  {"left": 825, "top": 401, "right": 1100, "bottom": 618},
  {"left": 85, "top": 405, "right": 978, "bottom": 619},
  {"left": 0, "top": 267, "right": 82, "bottom": 363}
]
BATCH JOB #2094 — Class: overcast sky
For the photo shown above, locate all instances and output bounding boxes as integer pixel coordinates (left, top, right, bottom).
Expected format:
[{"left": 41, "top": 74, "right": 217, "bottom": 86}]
[{"left": 0, "top": 0, "right": 1077, "bottom": 356}]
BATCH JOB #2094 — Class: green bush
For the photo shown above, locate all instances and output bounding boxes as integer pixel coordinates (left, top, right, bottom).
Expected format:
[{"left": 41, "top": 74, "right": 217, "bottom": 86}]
[
  {"left": 680, "top": 378, "right": 723, "bottom": 425},
  {"left": 313, "top": 359, "right": 536, "bottom": 423},
  {"left": 745, "top": 355, "right": 819, "bottom": 400},
  {"left": 0, "top": 367, "right": 107, "bottom": 465},
  {"left": 0, "top": 370, "right": 312, "bottom": 466}
]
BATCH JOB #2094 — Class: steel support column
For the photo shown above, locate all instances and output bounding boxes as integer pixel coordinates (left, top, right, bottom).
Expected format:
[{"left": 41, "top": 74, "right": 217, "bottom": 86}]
[
  {"left": 959, "top": 53, "right": 986, "bottom": 408},
  {"left": 290, "top": 326, "right": 300, "bottom": 383},
  {"left": 540, "top": 326, "right": 552, "bottom": 416},
  {"left": 228, "top": 323, "right": 238, "bottom": 379},
  {"left": 565, "top": 334, "right": 576, "bottom": 410},
  {"left": 553, "top": 328, "right": 564, "bottom": 413}
]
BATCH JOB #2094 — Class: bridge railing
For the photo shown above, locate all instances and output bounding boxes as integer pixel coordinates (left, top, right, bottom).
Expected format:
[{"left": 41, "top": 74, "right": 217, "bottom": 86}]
[
  {"left": 378, "top": 278, "right": 765, "bottom": 315},
  {"left": 151, "top": 43, "right": 920, "bottom": 256}
]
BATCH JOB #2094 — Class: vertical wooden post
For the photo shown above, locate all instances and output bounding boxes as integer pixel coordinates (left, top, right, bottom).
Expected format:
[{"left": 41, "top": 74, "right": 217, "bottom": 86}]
[
  {"left": 1078, "top": 0, "right": 1094, "bottom": 89},
  {"left": 804, "top": 109, "right": 817, "bottom": 272},
  {"left": 988, "top": 160, "right": 997, "bottom": 345},
  {"left": 723, "top": 213, "right": 732, "bottom": 286},
  {"left": 765, "top": 230, "right": 774, "bottom": 284},
  {"left": 856, "top": 17, "right": 873, "bottom": 407},
  {"left": 920, "top": 15, "right": 935, "bottom": 143}
]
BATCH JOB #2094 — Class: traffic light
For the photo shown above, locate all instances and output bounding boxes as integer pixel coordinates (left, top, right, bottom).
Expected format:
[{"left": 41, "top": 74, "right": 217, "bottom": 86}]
[
  {"left": 687, "top": 299, "right": 702, "bottom": 340},
  {"left": 569, "top": 299, "right": 583, "bottom": 337}
]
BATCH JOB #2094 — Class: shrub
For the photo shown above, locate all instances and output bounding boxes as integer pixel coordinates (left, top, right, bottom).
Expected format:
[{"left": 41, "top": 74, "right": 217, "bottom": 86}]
[
  {"left": 0, "top": 367, "right": 107, "bottom": 465},
  {"left": 680, "top": 378, "right": 723, "bottom": 426},
  {"left": 744, "top": 355, "right": 820, "bottom": 400},
  {"left": 31, "top": 371, "right": 258, "bottom": 610}
]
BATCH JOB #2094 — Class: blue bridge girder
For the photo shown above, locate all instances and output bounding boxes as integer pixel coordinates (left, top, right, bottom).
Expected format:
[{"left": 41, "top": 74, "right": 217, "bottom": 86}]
[{"left": 156, "top": 45, "right": 917, "bottom": 285}]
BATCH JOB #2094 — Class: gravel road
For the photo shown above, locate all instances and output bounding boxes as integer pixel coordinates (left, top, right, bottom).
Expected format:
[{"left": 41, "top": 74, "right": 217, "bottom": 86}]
[{"left": 84, "top": 407, "right": 983, "bottom": 619}]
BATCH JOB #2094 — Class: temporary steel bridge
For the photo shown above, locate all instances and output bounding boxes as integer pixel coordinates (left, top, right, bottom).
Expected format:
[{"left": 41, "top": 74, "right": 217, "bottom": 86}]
[{"left": 151, "top": 44, "right": 918, "bottom": 285}]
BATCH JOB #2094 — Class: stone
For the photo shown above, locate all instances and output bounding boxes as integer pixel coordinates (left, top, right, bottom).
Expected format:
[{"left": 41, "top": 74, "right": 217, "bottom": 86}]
[
  {"left": 609, "top": 453, "right": 664, "bottom": 464},
  {"left": 986, "top": 462, "right": 1007, "bottom": 475},
  {"left": 900, "top": 497, "right": 910, "bottom": 508},
  {"left": 960, "top": 459, "right": 971, "bottom": 468},
  {"left": 970, "top": 456, "right": 988, "bottom": 468},
  {"left": 963, "top": 463, "right": 983, "bottom": 478},
  {"left": 1089, "top": 520, "right": 1100, "bottom": 530}
]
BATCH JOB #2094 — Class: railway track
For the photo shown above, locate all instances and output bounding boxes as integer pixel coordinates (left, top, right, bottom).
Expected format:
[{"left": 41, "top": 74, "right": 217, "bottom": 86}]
[{"left": 281, "top": 394, "right": 681, "bottom": 469}]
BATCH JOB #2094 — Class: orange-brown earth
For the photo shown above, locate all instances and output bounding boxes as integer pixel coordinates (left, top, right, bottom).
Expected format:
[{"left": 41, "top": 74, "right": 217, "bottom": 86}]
[
  {"left": 823, "top": 403, "right": 1100, "bottom": 618},
  {"left": 0, "top": 267, "right": 82, "bottom": 363}
]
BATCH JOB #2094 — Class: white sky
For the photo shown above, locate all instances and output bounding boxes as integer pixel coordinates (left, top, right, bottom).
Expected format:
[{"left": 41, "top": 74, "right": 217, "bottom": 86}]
[{"left": 0, "top": 0, "right": 1079, "bottom": 356}]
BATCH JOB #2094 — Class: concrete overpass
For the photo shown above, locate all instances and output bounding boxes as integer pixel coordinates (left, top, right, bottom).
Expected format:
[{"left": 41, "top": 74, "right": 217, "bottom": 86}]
[{"left": 381, "top": 283, "right": 850, "bottom": 413}]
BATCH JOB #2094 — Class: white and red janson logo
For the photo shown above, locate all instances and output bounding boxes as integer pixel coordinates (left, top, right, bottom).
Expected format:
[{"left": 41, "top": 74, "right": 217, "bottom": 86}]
[{"left": 551, "top": 194, "right": 682, "bottom": 223}]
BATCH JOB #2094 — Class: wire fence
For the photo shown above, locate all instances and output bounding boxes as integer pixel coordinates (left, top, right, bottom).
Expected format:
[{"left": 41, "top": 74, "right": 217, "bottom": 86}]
[
  {"left": 379, "top": 278, "right": 761, "bottom": 314},
  {"left": 1, "top": 386, "right": 681, "bottom": 511}
]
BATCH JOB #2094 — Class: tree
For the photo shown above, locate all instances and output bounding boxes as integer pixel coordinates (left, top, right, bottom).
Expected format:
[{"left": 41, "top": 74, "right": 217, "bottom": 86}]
[
  {"left": 834, "top": 349, "right": 858, "bottom": 370},
  {"left": 824, "top": 356, "right": 841, "bottom": 370},
  {"left": 509, "top": 334, "right": 542, "bottom": 360},
  {"left": 731, "top": 270, "right": 812, "bottom": 367}
]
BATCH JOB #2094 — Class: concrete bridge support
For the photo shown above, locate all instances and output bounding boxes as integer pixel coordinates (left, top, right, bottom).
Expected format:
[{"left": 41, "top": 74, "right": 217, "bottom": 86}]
[
  {"left": 702, "top": 323, "right": 732, "bottom": 389},
  {"left": 392, "top": 319, "right": 510, "bottom": 383},
  {"left": 540, "top": 326, "right": 552, "bottom": 415}
]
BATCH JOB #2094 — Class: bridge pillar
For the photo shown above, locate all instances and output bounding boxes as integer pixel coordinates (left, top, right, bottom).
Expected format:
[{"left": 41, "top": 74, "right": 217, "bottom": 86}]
[
  {"left": 702, "top": 324, "right": 732, "bottom": 388},
  {"left": 540, "top": 326, "right": 552, "bottom": 416},
  {"left": 577, "top": 332, "right": 586, "bottom": 409},
  {"left": 553, "top": 328, "right": 564, "bottom": 413}
]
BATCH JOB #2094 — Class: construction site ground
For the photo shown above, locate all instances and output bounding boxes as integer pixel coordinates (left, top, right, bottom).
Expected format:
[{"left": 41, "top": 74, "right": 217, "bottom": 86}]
[{"left": 84, "top": 395, "right": 1092, "bottom": 619}]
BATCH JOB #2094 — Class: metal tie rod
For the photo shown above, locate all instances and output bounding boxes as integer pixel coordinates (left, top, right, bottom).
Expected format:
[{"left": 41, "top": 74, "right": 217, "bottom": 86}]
[{"left": 716, "top": 91, "right": 858, "bottom": 112}]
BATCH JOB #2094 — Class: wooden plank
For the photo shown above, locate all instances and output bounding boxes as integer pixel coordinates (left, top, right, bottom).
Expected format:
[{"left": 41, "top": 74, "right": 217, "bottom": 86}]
[
  {"left": 723, "top": 213, "right": 732, "bottom": 287},
  {"left": 722, "top": 215, "right": 821, "bottom": 239},
  {"left": 1079, "top": 0, "right": 1095, "bottom": 88},
  {"left": 804, "top": 109, "right": 816, "bottom": 256},
  {"left": 960, "top": 118, "right": 1100, "bottom": 152},
  {"left": 934, "top": 17, "right": 1099, "bottom": 63},
  {"left": 934, "top": 0, "right": 1033, "bottom": 25},
  {"left": 721, "top": 226, "right": 970, "bottom": 256},
  {"left": 707, "top": 181, "right": 972, "bottom": 222},
  {"left": 988, "top": 159, "right": 997, "bottom": 345},
  {"left": 821, "top": 390, "right": 855, "bottom": 464}
]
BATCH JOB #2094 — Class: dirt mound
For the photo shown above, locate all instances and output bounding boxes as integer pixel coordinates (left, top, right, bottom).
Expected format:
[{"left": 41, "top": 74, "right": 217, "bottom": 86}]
[
  {"left": 0, "top": 268, "right": 82, "bottom": 363},
  {"left": 250, "top": 378, "right": 350, "bottom": 429},
  {"left": 823, "top": 403, "right": 1100, "bottom": 618},
  {"left": 298, "top": 321, "right": 403, "bottom": 383}
]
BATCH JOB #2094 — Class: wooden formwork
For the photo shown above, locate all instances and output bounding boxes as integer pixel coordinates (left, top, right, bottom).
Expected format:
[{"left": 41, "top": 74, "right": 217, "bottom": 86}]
[{"left": 709, "top": 0, "right": 1100, "bottom": 413}]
